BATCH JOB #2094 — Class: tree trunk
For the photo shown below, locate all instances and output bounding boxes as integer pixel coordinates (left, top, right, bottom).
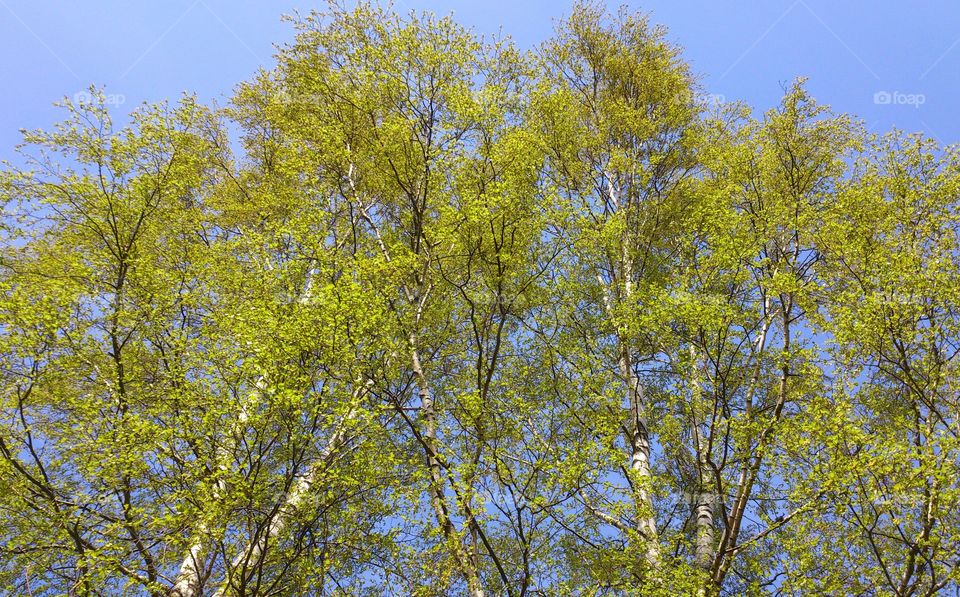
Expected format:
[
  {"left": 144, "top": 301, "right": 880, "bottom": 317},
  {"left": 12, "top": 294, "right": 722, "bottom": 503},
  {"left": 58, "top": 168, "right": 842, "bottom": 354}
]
[
  {"left": 620, "top": 347, "right": 661, "bottom": 568},
  {"left": 410, "top": 337, "right": 485, "bottom": 597},
  {"left": 169, "top": 534, "right": 208, "bottom": 597},
  {"left": 169, "top": 271, "right": 319, "bottom": 597},
  {"left": 214, "top": 410, "right": 355, "bottom": 596},
  {"left": 689, "top": 346, "right": 715, "bottom": 579}
]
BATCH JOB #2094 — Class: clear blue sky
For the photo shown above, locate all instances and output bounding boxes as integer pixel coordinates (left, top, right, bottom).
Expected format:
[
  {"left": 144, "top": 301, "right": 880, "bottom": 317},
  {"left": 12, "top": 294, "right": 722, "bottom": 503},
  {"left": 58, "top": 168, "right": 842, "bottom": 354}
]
[{"left": 1, "top": 0, "right": 958, "bottom": 157}]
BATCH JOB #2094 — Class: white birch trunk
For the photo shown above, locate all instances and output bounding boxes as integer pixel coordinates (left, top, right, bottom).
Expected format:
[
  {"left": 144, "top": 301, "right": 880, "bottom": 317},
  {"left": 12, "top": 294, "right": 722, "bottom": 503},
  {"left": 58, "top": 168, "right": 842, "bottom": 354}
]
[
  {"left": 410, "top": 336, "right": 485, "bottom": 597},
  {"left": 169, "top": 270, "right": 317, "bottom": 596},
  {"left": 689, "top": 346, "right": 715, "bottom": 596},
  {"left": 617, "top": 225, "right": 661, "bottom": 568},
  {"left": 620, "top": 348, "right": 661, "bottom": 567},
  {"left": 169, "top": 538, "right": 207, "bottom": 597},
  {"left": 169, "top": 400, "right": 255, "bottom": 597},
  {"left": 214, "top": 401, "right": 357, "bottom": 596}
]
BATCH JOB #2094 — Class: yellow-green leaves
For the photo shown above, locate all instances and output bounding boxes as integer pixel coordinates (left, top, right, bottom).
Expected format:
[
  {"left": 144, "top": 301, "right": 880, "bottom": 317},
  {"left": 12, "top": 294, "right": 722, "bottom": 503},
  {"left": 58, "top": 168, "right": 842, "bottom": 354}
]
[{"left": 2, "top": 3, "right": 960, "bottom": 596}]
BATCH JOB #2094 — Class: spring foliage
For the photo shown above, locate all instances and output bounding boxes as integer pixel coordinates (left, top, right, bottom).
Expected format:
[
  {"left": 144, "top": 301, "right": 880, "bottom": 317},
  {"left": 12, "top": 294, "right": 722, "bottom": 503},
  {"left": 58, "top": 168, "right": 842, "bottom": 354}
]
[{"left": 1, "top": 3, "right": 959, "bottom": 595}]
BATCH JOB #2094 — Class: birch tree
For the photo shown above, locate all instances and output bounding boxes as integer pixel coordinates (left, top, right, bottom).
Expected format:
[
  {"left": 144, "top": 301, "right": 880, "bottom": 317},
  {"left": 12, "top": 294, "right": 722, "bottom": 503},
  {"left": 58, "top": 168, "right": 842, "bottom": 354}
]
[{"left": 2, "top": 2, "right": 960, "bottom": 596}]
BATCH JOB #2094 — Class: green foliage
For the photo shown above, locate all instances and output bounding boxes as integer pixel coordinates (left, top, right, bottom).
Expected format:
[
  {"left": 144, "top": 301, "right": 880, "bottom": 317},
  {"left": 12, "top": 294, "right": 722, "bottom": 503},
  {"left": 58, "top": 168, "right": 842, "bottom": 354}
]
[{"left": 1, "top": 3, "right": 959, "bottom": 596}]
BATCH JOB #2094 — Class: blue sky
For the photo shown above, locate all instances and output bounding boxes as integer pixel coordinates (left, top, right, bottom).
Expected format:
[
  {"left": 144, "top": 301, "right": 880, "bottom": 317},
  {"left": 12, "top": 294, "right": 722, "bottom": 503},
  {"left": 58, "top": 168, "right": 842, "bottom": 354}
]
[{"left": 1, "top": 0, "right": 957, "bottom": 157}]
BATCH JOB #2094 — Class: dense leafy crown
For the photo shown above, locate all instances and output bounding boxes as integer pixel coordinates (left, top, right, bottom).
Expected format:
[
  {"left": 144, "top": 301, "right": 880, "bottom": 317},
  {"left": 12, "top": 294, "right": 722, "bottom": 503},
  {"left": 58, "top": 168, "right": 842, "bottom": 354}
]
[{"left": 1, "top": 2, "right": 959, "bottom": 595}]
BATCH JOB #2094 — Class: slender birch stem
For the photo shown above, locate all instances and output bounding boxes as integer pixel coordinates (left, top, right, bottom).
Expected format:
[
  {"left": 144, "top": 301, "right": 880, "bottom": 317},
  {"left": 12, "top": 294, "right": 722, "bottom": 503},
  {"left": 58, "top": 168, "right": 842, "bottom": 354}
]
[
  {"left": 689, "top": 345, "right": 715, "bottom": 597},
  {"left": 214, "top": 396, "right": 360, "bottom": 596},
  {"left": 169, "top": 269, "right": 317, "bottom": 597},
  {"left": 410, "top": 335, "right": 485, "bottom": 597}
]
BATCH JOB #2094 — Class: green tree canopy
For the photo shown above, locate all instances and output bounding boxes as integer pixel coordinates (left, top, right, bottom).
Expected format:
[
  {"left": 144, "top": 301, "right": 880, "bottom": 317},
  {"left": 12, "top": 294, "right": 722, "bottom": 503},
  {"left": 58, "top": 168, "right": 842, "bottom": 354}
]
[{"left": 1, "top": 2, "right": 959, "bottom": 596}]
